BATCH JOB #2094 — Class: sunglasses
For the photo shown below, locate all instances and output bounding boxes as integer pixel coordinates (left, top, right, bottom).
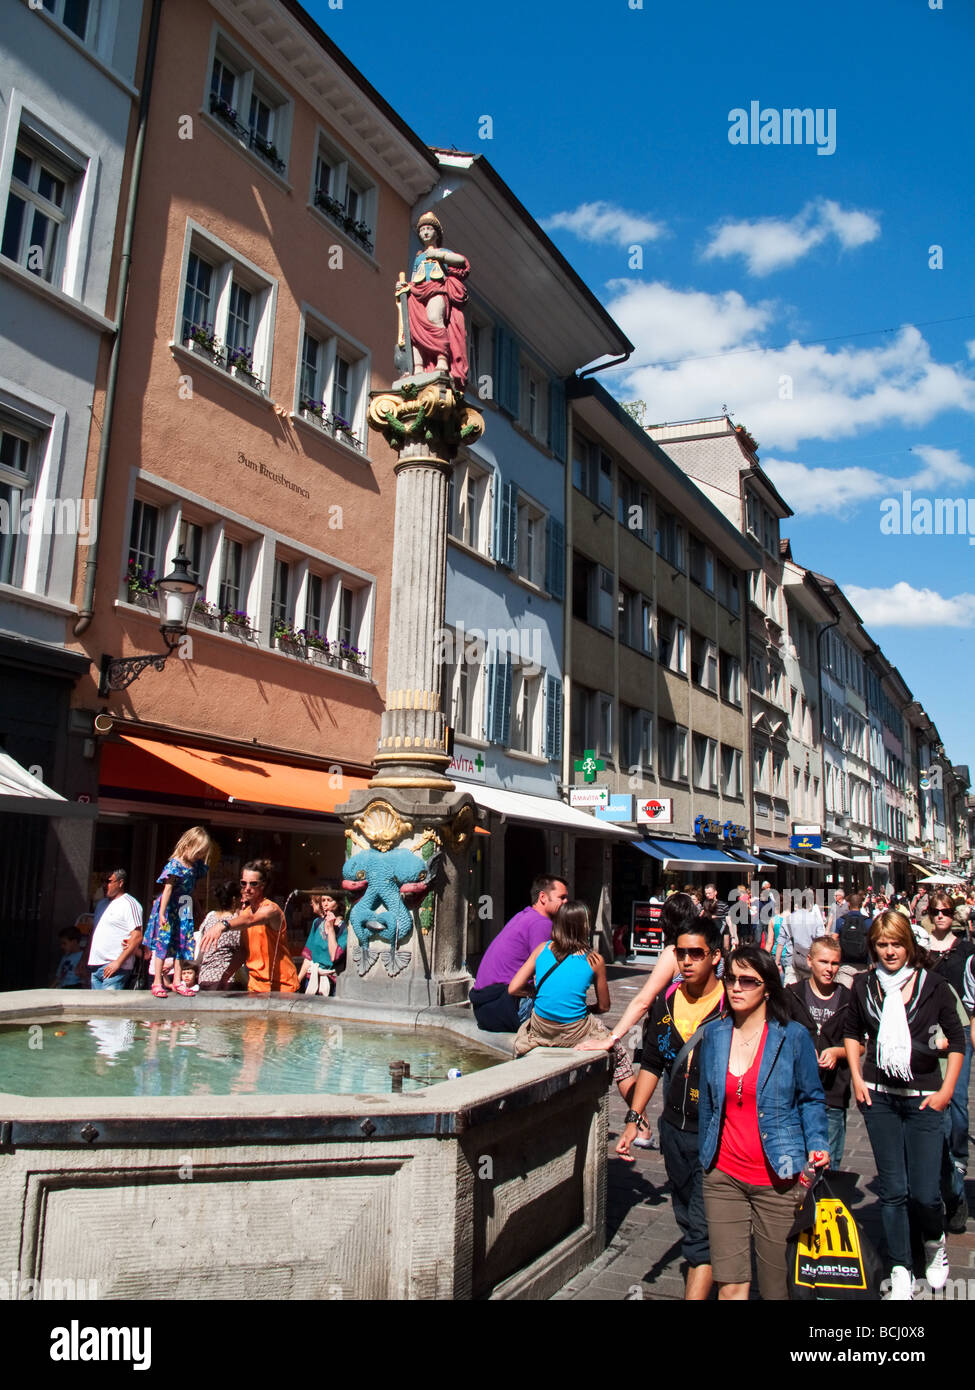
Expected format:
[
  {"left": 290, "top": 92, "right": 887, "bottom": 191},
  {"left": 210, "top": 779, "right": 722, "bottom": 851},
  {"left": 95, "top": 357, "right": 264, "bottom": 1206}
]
[
  {"left": 932, "top": 909, "right": 953, "bottom": 917},
  {"left": 675, "top": 947, "right": 710, "bottom": 961},
  {"left": 726, "top": 975, "right": 763, "bottom": 991},
  {"left": 240, "top": 880, "right": 261, "bottom": 888}
]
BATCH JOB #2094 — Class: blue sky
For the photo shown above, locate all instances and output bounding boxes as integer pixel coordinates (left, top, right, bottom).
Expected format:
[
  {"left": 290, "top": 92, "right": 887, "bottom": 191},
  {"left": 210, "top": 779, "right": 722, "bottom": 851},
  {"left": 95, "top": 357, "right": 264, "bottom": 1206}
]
[{"left": 309, "top": 0, "right": 974, "bottom": 769}]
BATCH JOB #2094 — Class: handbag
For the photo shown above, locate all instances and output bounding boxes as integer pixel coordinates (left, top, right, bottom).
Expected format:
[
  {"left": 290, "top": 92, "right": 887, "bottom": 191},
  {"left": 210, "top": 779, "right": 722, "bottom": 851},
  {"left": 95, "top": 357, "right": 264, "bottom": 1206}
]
[{"left": 786, "top": 1170, "right": 884, "bottom": 1300}]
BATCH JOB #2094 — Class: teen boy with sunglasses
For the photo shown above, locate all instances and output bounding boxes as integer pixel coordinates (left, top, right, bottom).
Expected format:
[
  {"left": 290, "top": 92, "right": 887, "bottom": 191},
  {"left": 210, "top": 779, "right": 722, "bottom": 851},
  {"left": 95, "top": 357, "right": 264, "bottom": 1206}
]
[{"left": 617, "top": 918, "right": 726, "bottom": 1299}]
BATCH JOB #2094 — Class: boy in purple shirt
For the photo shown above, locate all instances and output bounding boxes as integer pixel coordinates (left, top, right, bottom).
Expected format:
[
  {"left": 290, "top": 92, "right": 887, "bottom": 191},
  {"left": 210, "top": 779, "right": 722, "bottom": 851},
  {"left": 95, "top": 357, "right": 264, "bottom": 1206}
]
[{"left": 470, "top": 876, "right": 568, "bottom": 1032}]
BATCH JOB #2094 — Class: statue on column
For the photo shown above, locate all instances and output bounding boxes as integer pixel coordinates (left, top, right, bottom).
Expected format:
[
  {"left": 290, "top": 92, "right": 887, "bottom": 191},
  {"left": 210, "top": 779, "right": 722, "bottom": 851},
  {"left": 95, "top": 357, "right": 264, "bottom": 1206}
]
[{"left": 395, "top": 211, "right": 469, "bottom": 388}]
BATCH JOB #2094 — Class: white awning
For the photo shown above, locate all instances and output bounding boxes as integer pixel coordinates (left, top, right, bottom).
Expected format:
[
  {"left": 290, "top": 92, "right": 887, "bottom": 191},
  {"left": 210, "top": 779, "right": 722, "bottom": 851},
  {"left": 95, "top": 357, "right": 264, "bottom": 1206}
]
[
  {"left": 0, "top": 750, "right": 64, "bottom": 800},
  {"left": 466, "top": 784, "right": 636, "bottom": 838},
  {"left": 812, "top": 846, "right": 853, "bottom": 862}
]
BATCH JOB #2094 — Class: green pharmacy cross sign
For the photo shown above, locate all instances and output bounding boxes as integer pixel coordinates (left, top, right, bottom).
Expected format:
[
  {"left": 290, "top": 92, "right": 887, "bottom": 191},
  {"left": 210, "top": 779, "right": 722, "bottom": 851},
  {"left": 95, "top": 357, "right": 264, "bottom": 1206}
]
[{"left": 574, "top": 749, "right": 605, "bottom": 784}]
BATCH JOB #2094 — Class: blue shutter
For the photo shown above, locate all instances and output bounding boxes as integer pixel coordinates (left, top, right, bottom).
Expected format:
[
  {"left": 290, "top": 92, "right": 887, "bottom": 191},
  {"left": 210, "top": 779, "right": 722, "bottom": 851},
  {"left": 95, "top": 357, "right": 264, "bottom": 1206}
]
[
  {"left": 493, "top": 477, "right": 517, "bottom": 567},
  {"left": 493, "top": 323, "right": 520, "bottom": 416},
  {"left": 548, "top": 379, "right": 567, "bottom": 461},
  {"left": 544, "top": 672, "right": 563, "bottom": 762},
  {"left": 486, "top": 655, "right": 512, "bottom": 746},
  {"left": 545, "top": 516, "right": 565, "bottom": 600}
]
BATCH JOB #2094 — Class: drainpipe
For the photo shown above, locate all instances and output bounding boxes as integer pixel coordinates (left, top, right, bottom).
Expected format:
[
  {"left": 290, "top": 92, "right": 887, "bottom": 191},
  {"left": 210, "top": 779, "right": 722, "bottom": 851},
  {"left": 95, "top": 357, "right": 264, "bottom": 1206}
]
[
  {"left": 577, "top": 350, "right": 631, "bottom": 381},
  {"left": 73, "top": 0, "right": 163, "bottom": 637},
  {"left": 816, "top": 611, "right": 840, "bottom": 869}
]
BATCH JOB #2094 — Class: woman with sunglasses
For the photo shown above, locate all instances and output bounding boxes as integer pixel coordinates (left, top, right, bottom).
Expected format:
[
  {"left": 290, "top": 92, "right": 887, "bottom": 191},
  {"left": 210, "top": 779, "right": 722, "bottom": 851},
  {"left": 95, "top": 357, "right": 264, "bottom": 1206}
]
[
  {"left": 697, "top": 945, "right": 828, "bottom": 1300},
  {"left": 844, "top": 910, "right": 965, "bottom": 1299},
  {"left": 199, "top": 860, "right": 298, "bottom": 993}
]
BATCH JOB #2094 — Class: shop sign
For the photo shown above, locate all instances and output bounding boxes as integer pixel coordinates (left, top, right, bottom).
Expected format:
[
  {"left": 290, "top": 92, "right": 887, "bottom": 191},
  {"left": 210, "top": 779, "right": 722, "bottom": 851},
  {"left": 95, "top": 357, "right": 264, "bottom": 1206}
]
[
  {"left": 852, "top": 854, "right": 871, "bottom": 863},
  {"left": 596, "top": 794, "right": 634, "bottom": 822},
  {"left": 791, "top": 833, "right": 822, "bottom": 851},
  {"left": 449, "top": 746, "right": 486, "bottom": 780},
  {"left": 637, "top": 797, "right": 673, "bottom": 824},
  {"left": 872, "top": 854, "right": 891, "bottom": 864},
  {"left": 723, "top": 820, "right": 747, "bottom": 842},
  {"left": 570, "top": 786, "right": 609, "bottom": 808}
]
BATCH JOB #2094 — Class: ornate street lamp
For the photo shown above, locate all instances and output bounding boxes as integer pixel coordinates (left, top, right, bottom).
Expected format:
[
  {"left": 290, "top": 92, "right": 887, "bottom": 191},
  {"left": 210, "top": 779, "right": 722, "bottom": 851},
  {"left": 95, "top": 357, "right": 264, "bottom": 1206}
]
[{"left": 98, "top": 547, "right": 201, "bottom": 694}]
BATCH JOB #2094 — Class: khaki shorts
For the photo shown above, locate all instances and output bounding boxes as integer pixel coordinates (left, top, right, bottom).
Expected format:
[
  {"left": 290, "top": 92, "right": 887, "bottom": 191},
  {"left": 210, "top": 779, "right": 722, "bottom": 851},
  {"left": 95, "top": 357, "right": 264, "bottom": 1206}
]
[{"left": 702, "top": 1166, "right": 797, "bottom": 1299}]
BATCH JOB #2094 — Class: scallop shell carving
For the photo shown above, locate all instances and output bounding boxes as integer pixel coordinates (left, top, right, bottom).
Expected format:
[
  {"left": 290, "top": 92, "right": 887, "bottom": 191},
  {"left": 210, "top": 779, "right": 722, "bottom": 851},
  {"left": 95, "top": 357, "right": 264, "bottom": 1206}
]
[{"left": 354, "top": 801, "right": 413, "bottom": 852}]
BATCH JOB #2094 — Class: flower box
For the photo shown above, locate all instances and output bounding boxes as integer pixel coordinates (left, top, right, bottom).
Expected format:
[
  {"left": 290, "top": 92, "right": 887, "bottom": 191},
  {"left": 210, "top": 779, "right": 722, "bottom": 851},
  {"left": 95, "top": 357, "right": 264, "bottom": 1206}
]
[
  {"left": 222, "top": 618, "right": 255, "bottom": 641},
  {"left": 127, "top": 588, "right": 157, "bottom": 611},
  {"left": 274, "top": 634, "right": 306, "bottom": 659},
  {"left": 192, "top": 609, "right": 220, "bottom": 631},
  {"left": 231, "top": 364, "right": 263, "bottom": 391}
]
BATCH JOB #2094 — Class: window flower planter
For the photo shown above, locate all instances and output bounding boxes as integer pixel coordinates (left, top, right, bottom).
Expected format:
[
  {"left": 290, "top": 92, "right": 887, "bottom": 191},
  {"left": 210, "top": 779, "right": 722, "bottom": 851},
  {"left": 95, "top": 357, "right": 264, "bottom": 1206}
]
[
  {"left": 274, "top": 634, "right": 306, "bottom": 659},
  {"left": 192, "top": 607, "right": 220, "bottom": 631},
  {"left": 231, "top": 364, "right": 263, "bottom": 391},
  {"left": 127, "top": 588, "right": 157, "bottom": 611},
  {"left": 222, "top": 618, "right": 256, "bottom": 641}
]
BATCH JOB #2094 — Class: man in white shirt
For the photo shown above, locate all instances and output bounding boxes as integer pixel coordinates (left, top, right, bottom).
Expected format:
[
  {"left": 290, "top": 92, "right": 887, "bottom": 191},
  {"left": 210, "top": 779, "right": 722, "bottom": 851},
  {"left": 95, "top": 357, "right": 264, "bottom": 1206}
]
[
  {"left": 825, "top": 888, "right": 846, "bottom": 932},
  {"left": 86, "top": 869, "right": 143, "bottom": 990}
]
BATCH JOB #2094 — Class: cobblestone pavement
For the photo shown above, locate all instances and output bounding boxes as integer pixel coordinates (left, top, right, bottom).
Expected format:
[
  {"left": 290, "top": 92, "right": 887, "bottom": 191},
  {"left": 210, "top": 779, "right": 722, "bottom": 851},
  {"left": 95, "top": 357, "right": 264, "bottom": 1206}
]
[{"left": 553, "top": 960, "right": 975, "bottom": 1301}]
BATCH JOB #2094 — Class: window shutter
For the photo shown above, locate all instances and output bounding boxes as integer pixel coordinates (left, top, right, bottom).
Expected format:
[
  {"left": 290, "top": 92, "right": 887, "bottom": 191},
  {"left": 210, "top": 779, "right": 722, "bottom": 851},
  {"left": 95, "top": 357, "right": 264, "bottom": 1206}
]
[
  {"left": 486, "top": 655, "right": 512, "bottom": 746},
  {"left": 493, "top": 477, "right": 517, "bottom": 567},
  {"left": 493, "top": 323, "right": 520, "bottom": 416},
  {"left": 545, "top": 517, "right": 565, "bottom": 600},
  {"left": 544, "top": 672, "right": 563, "bottom": 762},
  {"left": 548, "top": 379, "right": 567, "bottom": 461}
]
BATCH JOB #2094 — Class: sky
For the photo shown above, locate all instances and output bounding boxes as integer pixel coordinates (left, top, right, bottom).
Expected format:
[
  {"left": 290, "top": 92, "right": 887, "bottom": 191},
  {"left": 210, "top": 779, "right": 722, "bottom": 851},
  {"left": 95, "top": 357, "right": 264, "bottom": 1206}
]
[{"left": 308, "top": 0, "right": 974, "bottom": 770}]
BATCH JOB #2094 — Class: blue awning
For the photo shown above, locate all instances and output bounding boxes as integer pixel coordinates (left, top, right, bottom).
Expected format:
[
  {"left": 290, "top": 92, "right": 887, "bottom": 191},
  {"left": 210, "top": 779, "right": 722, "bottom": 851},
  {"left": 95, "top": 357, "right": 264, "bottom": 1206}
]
[
  {"left": 726, "top": 849, "right": 777, "bottom": 870},
  {"left": 633, "top": 838, "right": 745, "bottom": 871}
]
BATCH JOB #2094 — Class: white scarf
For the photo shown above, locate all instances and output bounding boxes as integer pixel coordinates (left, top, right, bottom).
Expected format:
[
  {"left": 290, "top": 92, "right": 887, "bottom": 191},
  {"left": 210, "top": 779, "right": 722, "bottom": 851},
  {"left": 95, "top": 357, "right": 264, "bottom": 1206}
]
[{"left": 875, "top": 964, "right": 916, "bottom": 1081}]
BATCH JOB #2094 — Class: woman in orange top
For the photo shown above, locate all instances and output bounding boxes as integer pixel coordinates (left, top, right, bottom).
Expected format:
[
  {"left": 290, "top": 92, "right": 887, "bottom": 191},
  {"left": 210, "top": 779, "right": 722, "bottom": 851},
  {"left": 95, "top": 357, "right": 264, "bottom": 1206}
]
[{"left": 200, "top": 859, "right": 298, "bottom": 993}]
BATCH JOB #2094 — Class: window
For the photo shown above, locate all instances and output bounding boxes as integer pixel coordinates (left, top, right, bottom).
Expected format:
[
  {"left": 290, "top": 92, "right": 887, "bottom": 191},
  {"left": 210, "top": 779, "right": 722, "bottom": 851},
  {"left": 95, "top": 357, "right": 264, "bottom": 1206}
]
[
  {"left": 618, "top": 471, "right": 650, "bottom": 542},
  {"left": 622, "top": 706, "right": 653, "bottom": 770},
  {"left": 766, "top": 579, "right": 778, "bottom": 620},
  {"left": 219, "top": 536, "right": 246, "bottom": 618},
  {"left": 691, "top": 632, "right": 718, "bottom": 692},
  {"left": 719, "top": 650, "right": 741, "bottom": 705},
  {"left": 467, "top": 317, "right": 492, "bottom": 394},
  {"left": 1, "top": 115, "right": 92, "bottom": 298},
  {"left": 655, "top": 507, "right": 684, "bottom": 570},
  {"left": 299, "top": 569, "right": 369, "bottom": 663},
  {"left": 745, "top": 490, "right": 761, "bottom": 540},
  {"left": 572, "top": 434, "right": 613, "bottom": 511},
  {"left": 442, "top": 633, "right": 483, "bottom": 740},
  {"left": 693, "top": 734, "right": 718, "bottom": 791},
  {"left": 598, "top": 692, "right": 613, "bottom": 762},
  {"left": 42, "top": 0, "right": 95, "bottom": 42},
  {"left": 516, "top": 496, "right": 544, "bottom": 586},
  {"left": 177, "top": 518, "right": 205, "bottom": 585},
  {"left": 127, "top": 499, "right": 159, "bottom": 585},
  {"left": 619, "top": 586, "right": 653, "bottom": 655},
  {"left": 519, "top": 361, "right": 548, "bottom": 443},
  {"left": 572, "top": 554, "right": 596, "bottom": 624},
  {"left": 570, "top": 686, "right": 613, "bottom": 760},
  {"left": 753, "top": 742, "right": 769, "bottom": 794},
  {"left": 657, "top": 609, "right": 686, "bottom": 674},
  {"left": 689, "top": 537, "right": 714, "bottom": 592},
  {"left": 271, "top": 557, "right": 290, "bottom": 631},
  {"left": 0, "top": 422, "right": 38, "bottom": 587},
  {"left": 297, "top": 316, "right": 369, "bottom": 453},
  {"left": 178, "top": 227, "right": 276, "bottom": 392},
  {"left": 721, "top": 745, "right": 743, "bottom": 798},
  {"left": 207, "top": 35, "right": 290, "bottom": 176},
  {"left": 511, "top": 665, "right": 541, "bottom": 753},
  {"left": 304, "top": 572, "right": 328, "bottom": 639},
  {"left": 716, "top": 560, "right": 740, "bottom": 614},
  {"left": 762, "top": 507, "right": 778, "bottom": 555},
  {"left": 659, "top": 720, "right": 688, "bottom": 782},
  {"left": 449, "top": 459, "right": 491, "bottom": 553},
  {"left": 597, "top": 566, "right": 614, "bottom": 633},
  {"left": 311, "top": 134, "right": 376, "bottom": 254}
]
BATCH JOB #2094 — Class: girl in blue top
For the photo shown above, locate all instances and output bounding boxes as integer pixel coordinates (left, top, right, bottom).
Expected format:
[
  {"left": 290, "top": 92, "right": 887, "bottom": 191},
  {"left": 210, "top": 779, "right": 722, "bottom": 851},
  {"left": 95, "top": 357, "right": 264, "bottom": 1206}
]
[{"left": 509, "top": 901, "right": 636, "bottom": 1098}]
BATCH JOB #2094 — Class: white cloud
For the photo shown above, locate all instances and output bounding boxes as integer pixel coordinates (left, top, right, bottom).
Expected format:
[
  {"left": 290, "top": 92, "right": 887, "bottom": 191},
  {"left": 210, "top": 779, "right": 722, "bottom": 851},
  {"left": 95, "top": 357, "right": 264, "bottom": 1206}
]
[
  {"left": 967, "top": 340, "right": 975, "bottom": 361},
  {"left": 762, "top": 446, "right": 975, "bottom": 517},
  {"left": 843, "top": 582, "right": 975, "bottom": 628},
  {"left": 543, "top": 201, "right": 665, "bottom": 248},
  {"left": 608, "top": 278, "right": 975, "bottom": 450},
  {"left": 702, "top": 199, "right": 880, "bottom": 276}
]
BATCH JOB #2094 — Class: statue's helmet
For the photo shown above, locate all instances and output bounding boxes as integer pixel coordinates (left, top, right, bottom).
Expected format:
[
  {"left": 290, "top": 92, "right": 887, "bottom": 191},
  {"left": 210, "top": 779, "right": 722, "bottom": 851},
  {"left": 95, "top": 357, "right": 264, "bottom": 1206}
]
[{"left": 416, "top": 210, "right": 444, "bottom": 244}]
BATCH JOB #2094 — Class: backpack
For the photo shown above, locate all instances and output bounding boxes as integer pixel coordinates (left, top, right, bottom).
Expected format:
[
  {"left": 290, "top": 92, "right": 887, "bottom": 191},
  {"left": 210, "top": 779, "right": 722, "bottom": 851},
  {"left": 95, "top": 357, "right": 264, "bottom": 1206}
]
[{"left": 838, "top": 910, "right": 870, "bottom": 964}]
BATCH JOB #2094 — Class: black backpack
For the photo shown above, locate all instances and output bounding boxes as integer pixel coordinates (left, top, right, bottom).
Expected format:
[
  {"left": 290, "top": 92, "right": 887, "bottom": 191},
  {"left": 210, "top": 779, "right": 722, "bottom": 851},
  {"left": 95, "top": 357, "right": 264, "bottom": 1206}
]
[{"left": 838, "top": 910, "right": 870, "bottom": 964}]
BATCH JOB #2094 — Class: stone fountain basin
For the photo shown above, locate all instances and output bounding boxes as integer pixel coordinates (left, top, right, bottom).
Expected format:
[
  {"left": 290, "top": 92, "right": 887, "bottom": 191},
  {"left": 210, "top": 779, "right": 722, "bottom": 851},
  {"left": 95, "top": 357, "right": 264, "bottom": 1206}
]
[{"left": 0, "top": 991, "right": 610, "bottom": 1300}]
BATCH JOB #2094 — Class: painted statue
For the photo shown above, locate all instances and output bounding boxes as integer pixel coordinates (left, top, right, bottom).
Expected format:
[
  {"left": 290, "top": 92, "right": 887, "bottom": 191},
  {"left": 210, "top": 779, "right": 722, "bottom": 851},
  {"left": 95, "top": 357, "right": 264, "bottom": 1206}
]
[
  {"left": 395, "top": 211, "right": 469, "bottom": 386},
  {"left": 342, "top": 810, "right": 440, "bottom": 976}
]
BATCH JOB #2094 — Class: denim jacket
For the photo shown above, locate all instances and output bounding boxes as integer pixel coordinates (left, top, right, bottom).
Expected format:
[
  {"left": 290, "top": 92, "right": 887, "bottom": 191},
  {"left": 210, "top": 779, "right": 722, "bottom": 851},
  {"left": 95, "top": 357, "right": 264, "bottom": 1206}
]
[{"left": 698, "top": 1015, "right": 828, "bottom": 1180}]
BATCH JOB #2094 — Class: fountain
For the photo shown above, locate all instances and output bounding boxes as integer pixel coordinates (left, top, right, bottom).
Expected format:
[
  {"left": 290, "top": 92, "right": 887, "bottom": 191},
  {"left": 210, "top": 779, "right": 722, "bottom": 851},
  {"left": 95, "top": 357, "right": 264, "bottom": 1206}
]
[{"left": 0, "top": 214, "right": 611, "bottom": 1301}]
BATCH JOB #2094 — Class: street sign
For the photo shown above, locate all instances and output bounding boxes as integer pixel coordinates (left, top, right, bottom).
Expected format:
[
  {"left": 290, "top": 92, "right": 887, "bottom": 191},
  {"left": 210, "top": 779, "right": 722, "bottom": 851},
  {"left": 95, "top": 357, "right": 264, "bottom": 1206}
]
[{"left": 569, "top": 786, "right": 609, "bottom": 808}]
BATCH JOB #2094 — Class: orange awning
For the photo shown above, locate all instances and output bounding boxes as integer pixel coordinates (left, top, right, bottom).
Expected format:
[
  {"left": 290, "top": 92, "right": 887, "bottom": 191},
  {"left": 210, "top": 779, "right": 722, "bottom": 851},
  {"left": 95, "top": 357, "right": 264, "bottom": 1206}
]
[{"left": 119, "top": 735, "right": 370, "bottom": 816}]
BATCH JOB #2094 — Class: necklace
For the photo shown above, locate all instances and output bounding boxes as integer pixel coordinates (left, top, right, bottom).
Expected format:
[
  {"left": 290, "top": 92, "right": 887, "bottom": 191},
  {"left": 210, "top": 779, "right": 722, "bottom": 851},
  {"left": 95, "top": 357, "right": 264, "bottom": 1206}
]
[{"left": 732, "top": 1024, "right": 764, "bottom": 1105}]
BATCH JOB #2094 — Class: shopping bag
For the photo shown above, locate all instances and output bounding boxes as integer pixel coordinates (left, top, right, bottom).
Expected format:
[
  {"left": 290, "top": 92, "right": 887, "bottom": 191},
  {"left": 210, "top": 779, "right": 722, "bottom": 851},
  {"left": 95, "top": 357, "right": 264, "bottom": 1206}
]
[{"left": 786, "top": 1170, "right": 883, "bottom": 1300}]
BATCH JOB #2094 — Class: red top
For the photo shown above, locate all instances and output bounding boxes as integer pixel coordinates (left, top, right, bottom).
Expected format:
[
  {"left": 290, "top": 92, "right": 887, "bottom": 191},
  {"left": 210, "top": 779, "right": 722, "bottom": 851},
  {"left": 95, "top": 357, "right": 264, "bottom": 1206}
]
[{"left": 716, "top": 1026, "right": 789, "bottom": 1187}]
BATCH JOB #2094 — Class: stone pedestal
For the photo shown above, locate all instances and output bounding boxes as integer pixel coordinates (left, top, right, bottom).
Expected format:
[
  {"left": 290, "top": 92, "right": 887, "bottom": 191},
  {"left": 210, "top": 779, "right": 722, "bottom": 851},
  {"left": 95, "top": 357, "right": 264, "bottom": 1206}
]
[{"left": 336, "top": 374, "right": 484, "bottom": 1007}]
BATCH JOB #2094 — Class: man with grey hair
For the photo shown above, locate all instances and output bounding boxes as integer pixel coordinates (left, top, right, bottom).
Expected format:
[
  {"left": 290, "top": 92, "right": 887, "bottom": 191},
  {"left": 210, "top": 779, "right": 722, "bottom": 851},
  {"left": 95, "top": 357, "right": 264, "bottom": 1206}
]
[{"left": 86, "top": 870, "right": 143, "bottom": 989}]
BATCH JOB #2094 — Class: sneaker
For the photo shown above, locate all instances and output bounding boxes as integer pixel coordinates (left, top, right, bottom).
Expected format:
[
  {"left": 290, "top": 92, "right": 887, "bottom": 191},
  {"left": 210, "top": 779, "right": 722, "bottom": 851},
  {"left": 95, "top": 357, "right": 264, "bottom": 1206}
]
[
  {"left": 924, "top": 1238, "right": 950, "bottom": 1290},
  {"left": 946, "top": 1194, "right": 969, "bottom": 1234},
  {"left": 886, "top": 1265, "right": 914, "bottom": 1300}
]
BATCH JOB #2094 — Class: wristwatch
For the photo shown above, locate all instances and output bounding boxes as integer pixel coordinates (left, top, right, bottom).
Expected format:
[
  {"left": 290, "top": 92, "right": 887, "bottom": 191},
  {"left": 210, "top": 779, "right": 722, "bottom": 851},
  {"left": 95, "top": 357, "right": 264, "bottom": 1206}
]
[{"left": 624, "top": 1109, "right": 642, "bottom": 1127}]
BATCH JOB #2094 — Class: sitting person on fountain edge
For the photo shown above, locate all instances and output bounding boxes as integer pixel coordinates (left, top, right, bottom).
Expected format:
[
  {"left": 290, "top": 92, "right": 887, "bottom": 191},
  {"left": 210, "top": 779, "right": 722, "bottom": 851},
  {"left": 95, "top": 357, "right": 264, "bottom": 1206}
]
[{"left": 469, "top": 875, "right": 568, "bottom": 1032}]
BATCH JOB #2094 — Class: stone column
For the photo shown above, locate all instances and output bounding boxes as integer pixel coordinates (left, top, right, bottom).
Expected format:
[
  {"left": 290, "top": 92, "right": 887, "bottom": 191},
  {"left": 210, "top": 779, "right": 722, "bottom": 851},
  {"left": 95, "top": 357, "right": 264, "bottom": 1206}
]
[{"left": 335, "top": 375, "right": 485, "bottom": 1007}]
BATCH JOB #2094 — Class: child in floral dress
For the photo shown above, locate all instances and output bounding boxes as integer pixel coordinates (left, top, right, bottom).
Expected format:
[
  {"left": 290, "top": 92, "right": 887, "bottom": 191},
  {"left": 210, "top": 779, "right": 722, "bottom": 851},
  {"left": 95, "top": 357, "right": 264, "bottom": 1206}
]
[{"left": 145, "top": 826, "right": 213, "bottom": 998}]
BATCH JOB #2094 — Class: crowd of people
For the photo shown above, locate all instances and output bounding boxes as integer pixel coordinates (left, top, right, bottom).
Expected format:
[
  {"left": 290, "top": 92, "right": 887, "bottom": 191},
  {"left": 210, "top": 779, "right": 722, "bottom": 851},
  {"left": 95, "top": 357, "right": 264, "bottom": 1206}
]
[
  {"left": 59, "top": 826, "right": 349, "bottom": 997},
  {"left": 471, "top": 871, "right": 975, "bottom": 1302}
]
